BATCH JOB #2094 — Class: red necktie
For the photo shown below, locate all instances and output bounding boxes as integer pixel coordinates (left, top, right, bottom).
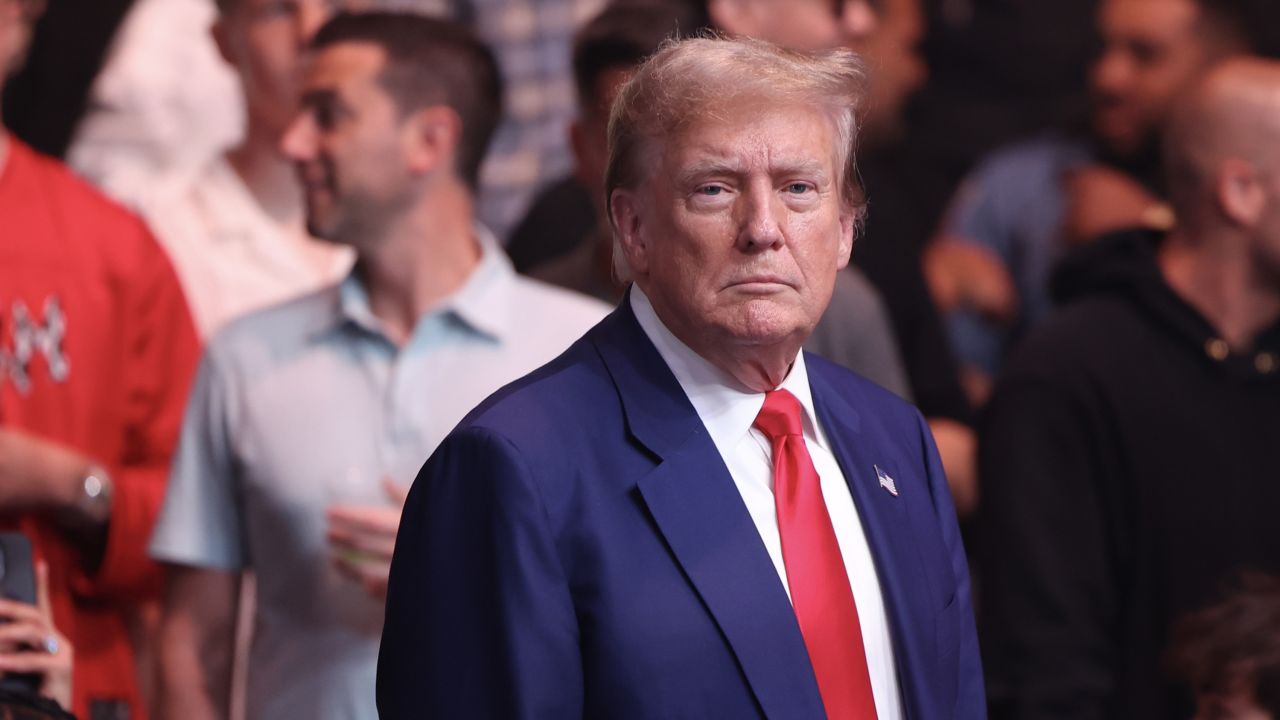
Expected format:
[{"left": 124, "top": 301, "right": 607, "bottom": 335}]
[{"left": 754, "top": 389, "right": 878, "bottom": 720}]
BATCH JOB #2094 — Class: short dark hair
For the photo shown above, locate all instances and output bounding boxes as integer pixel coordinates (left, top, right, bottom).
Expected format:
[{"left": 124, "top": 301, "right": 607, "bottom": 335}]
[
  {"left": 572, "top": 0, "right": 711, "bottom": 110},
  {"left": 1167, "top": 573, "right": 1280, "bottom": 717},
  {"left": 311, "top": 12, "right": 503, "bottom": 190}
]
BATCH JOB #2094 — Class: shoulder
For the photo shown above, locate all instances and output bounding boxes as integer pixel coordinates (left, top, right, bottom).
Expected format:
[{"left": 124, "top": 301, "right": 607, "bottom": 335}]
[
  {"left": 204, "top": 284, "right": 341, "bottom": 372},
  {"left": 502, "top": 273, "right": 612, "bottom": 341},
  {"left": 507, "top": 273, "right": 611, "bottom": 317},
  {"left": 16, "top": 142, "right": 133, "bottom": 215},
  {"left": 20, "top": 142, "right": 156, "bottom": 243},
  {"left": 428, "top": 330, "right": 622, "bottom": 479},
  {"left": 465, "top": 330, "right": 615, "bottom": 434}
]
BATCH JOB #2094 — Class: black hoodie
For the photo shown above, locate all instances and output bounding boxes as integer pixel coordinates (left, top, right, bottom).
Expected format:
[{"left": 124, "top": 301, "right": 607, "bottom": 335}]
[{"left": 976, "top": 229, "right": 1280, "bottom": 720}]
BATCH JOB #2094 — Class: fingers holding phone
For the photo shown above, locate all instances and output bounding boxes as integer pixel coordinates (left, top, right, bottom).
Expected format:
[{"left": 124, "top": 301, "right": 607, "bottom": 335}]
[{"left": 0, "top": 542, "right": 73, "bottom": 710}]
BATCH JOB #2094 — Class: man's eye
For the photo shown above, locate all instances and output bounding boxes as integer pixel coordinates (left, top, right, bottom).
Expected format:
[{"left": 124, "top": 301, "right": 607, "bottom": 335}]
[
  {"left": 697, "top": 186, "right": 724, "bottom": 196},
  {"left": 313, "top": 104, "right": 338, "bottom": 129},
  {"left": 786, "top": 183, "right": 813, "bottom": 194}
]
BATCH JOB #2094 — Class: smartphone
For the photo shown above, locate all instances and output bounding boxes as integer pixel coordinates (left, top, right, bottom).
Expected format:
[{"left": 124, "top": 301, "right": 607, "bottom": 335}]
[
  {"left": 0, "top": 532, "right": 40, "bottom": 697},
  {"left": 0, "top": 533, "right": 35, "bottom": 605}
]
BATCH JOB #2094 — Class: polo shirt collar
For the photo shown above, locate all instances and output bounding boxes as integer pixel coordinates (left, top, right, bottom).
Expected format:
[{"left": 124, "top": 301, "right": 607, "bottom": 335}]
[{"left": 324, "top": 223, "right": 513, "bottom": 344}]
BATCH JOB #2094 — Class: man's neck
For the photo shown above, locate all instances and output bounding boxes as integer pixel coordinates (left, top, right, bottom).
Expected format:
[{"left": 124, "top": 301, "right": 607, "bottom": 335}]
[
  {"left": 1159, "top": 230, "right": 1280, "bottom": 350},
  {"left": 0, "top": 129, "right": 9, "bottom": 178},
  {"left": 226, "top": 123, "right": 304, "bottom": 229},
  {"left": 358, "top": 187, "right": 482, "bottom": 347}
]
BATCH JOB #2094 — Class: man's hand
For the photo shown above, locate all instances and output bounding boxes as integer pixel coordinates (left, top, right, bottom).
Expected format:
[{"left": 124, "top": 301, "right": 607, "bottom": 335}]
[
  {"left": 0, "top": 562, "right": 74, "bottom": 709},
  {"left": 923, "top": 237, "right": 1019, "bottom": 323},
  {"left": 0, "top": 429, "right": 92, "bottom": 519},
  {"left": 327, "top": 479, "right": 410, "bottom": 599},
  {"left": 1062, "top": 164, "right": 1173, "bottom": 245}
]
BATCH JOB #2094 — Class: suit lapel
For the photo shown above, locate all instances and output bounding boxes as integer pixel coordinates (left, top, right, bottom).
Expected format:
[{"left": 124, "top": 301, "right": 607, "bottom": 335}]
[
  {"left": 591, "top": 300, "right": 826, "bottom": 720},
  {"left": 809, "top": 360, "right": 938, "bottom": 720}
]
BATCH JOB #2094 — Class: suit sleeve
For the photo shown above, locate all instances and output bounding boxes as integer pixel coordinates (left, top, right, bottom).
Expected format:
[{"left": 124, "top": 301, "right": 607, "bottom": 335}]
[
  {"left": 378, "top": 426, "right": 583, "bottom": 719},
  {"left": 977, "top": 373, "right": 1119, "bottom": 720},
  {"left": 70, "top": 219, "right": 200, "bottom": 600},
  {"left": 916, "top": 410, "right": 987, "bottom": 719}
]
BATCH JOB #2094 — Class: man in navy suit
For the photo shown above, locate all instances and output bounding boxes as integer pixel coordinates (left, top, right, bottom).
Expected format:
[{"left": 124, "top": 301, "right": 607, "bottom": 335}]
[{"left": 378, "top": 36, "right": 985, "bottom": 720}]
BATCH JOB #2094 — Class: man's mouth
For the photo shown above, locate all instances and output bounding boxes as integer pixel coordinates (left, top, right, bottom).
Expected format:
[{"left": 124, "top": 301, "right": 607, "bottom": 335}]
[{"left": 725, "top": 275, "right": 793, "bottom": 292}]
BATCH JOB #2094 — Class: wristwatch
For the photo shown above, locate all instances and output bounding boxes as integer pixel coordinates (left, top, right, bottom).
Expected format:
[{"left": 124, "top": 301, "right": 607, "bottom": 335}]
[{"left": 77, "top": 464, "right": 114, "bottom": 524}]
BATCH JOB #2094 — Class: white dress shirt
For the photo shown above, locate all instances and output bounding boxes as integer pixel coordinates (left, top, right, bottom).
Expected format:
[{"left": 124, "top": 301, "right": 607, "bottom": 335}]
[{"left": 631, "top": 286, "right": 904, "bottom": 720}]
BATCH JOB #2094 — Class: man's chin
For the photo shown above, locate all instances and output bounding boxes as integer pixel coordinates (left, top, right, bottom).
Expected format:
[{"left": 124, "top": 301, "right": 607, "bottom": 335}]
[{"left": 714, "top": 302, "right": 812, "bottom": 348}]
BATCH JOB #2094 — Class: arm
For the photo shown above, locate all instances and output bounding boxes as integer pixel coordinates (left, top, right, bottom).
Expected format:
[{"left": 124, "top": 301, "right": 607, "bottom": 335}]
[
  {"left": 72, "top": 221, "right": 200, "bottom": 598},
  {"left": 978, "top": 374, "right": 1118, "bottom": 719},
  {"left": 926, "top": 160, "right": 1026, "bottom": 391},
  {"left": 378, "top": 427, "right": 582, "bottom": 719},
  {"left": 156, "top": 566, "right": 240, "bottom": 720},
  {"left": 149, "top": 346, "right": 246, "bottom": 720}
]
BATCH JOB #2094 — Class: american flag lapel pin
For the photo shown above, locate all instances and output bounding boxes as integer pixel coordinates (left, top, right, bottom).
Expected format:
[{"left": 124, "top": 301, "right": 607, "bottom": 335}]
[{"left": 875, "top": 464, "right": 899, "bottom": 497}]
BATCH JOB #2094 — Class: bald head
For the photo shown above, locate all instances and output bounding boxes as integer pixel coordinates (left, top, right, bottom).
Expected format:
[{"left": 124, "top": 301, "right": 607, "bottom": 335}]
[{"left": 1166, "top": 58, "right": 1280, "bottom": 227}]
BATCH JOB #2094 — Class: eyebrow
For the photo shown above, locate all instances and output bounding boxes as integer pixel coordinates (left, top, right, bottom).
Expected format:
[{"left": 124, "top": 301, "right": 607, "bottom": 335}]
[{"left": 675, "top": 157, "right": 832, "bottom": 187}]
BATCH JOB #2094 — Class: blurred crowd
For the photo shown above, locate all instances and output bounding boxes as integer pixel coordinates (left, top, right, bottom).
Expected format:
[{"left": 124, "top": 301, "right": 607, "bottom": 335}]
[{"left": 0, "top": 0, "right": 1278, "bottom": 718}]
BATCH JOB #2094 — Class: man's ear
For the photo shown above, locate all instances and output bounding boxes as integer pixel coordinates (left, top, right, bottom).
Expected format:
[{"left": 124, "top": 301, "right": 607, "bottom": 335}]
[
  {"left": 836, "top": 204, "right": 857, "bottom": 270},
  {"left": 610, "top": 188, "right": 649, "bottom": 276},
  {"left": 404, "top": 105, "right": 461, "bottom": 177},
  {"left": 1218, "top": 158, "right": 1266, "bottom": 227},
  {"left": 707, "top": 0, "right": 756, "bottom": 37}
]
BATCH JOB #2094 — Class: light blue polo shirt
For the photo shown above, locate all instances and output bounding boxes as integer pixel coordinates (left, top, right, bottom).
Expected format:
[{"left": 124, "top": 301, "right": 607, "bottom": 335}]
[{"left": 150, "top": 228, "right": 608, "bottom": 720}]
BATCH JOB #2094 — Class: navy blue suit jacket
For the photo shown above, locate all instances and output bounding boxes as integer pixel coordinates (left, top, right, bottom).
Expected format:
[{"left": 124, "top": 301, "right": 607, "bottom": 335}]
[{"left": 378, "top": 299, "right": 985, "bottom": 719}]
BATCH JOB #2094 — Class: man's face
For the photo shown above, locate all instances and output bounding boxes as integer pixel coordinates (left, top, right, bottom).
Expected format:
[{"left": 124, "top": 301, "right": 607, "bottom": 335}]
[
  {"left": 216, "top": 0, "right": 375, "bottom": 136},
  {"left": 1090, "top": 0, "right": 1217, "bottom": 158},
  {"left": 280, "top": 41, "right": 415, "bottom": 246},
  {"left": 858, "top": 0, "right": 925, "bottom": 139},
  {"left": 714, "top": 0, "right": 878, "bottom": 52},
  {"left": 617, "top": 105, "right": 854, "bottom": 355}
]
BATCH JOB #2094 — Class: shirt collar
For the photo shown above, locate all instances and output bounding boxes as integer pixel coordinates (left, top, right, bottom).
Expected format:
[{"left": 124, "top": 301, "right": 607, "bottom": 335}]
[
  {"left": 323, "top": 223, "right": 514, "bottom": 344},
  {"left": 629, "top": 285, "right": 827, "bottom": 451}
]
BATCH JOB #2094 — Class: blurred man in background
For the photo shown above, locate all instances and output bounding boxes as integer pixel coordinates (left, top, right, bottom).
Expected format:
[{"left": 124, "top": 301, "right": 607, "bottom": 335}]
[
  {"left": 150, "top": 13, "right": 606, "bottom": 720},
  {"left": 0, "top": 0, "right": 200, "bottom": 717},
  {"left": 979, "top": 57, "right": 1280, "bottom": 719},
  {"left": 928, "top": 0, "right": 1253, "bottom": 405},
  {"left": 111, "top": 0, "right": 371, "bottom": 338}
]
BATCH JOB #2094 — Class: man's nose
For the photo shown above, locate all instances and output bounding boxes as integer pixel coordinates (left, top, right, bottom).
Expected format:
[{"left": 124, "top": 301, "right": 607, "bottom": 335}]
[
  {"left": 1091, "top": 48, "right": 1132, "bottom": 97},
  {"left": 280, "top": 112, "right": 316, "bottom": 161},
  {"left": 738, "top": 185, "right": 785, "bottom": 251}
]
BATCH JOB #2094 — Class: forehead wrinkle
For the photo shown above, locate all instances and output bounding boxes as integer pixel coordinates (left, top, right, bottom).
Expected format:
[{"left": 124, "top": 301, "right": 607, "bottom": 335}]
[{"left": 673, "top": 139, "right": 833, "bottom": 181}]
